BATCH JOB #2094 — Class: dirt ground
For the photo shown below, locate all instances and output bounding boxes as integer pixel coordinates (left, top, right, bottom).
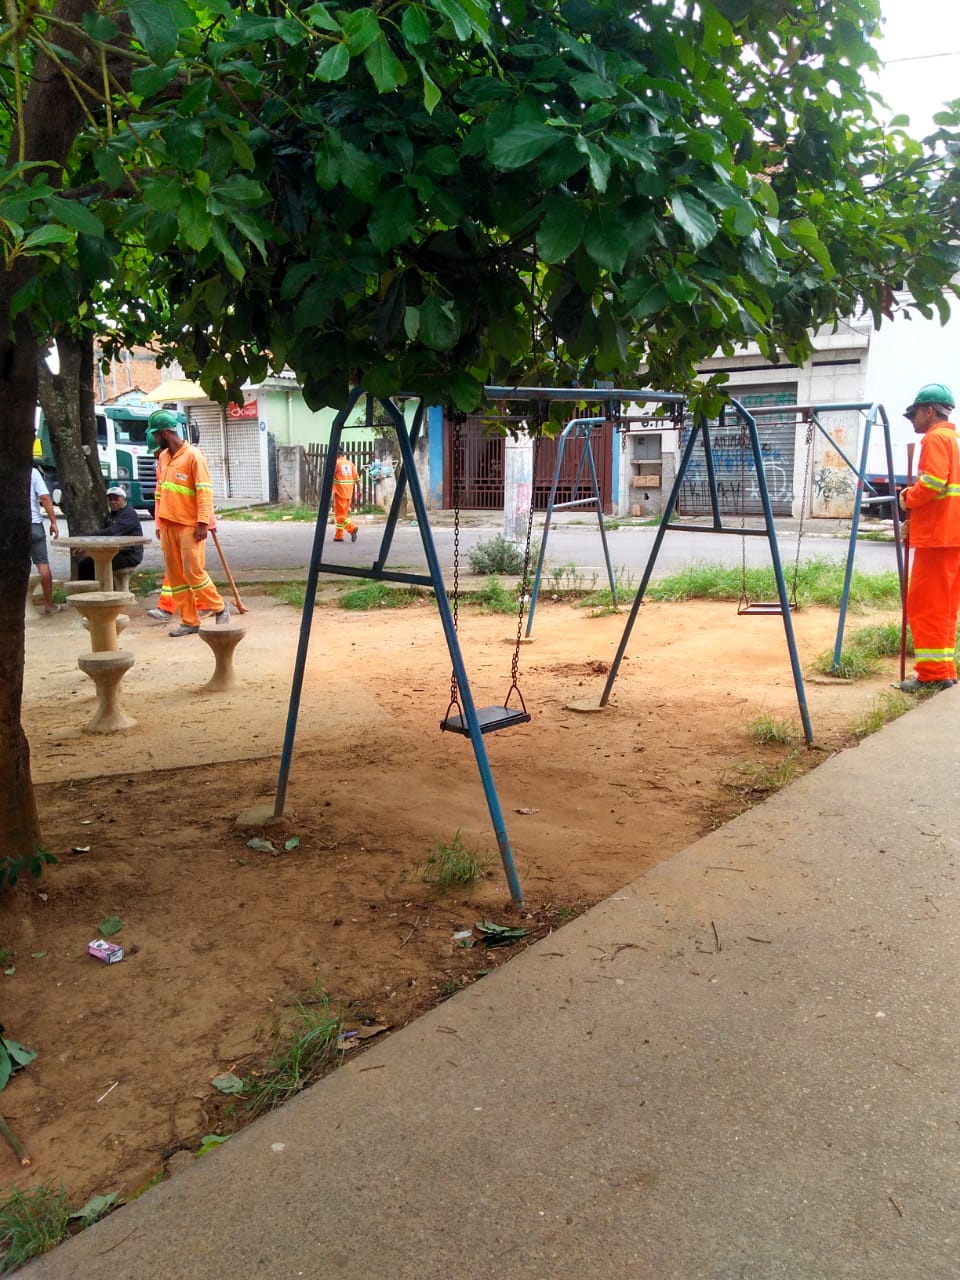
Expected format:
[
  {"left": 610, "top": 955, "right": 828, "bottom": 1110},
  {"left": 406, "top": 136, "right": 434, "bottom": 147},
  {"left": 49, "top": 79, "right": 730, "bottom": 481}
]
[{"left": 2, "top": 585, "right": 904, "bottom": 1211}]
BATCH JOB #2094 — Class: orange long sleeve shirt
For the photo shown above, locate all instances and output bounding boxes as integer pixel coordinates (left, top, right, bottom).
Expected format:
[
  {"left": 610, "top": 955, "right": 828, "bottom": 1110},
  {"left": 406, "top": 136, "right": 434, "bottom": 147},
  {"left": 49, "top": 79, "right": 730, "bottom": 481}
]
[
  {"left": 902, "top": 423, "right": 960, "bottom": 548},
  {"left": 154, "top": 443, "right": 215, "bottom": 529}
]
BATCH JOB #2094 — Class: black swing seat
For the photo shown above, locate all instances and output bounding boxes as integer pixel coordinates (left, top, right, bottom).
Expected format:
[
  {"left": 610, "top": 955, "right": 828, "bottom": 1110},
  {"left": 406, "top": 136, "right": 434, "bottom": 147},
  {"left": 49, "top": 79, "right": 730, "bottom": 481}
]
[
  {"left": 441, "top": 704, "right": 532, "bottom": 735},
  {"left": 737, "top": 600, "right": 797, "bottom": 616}
]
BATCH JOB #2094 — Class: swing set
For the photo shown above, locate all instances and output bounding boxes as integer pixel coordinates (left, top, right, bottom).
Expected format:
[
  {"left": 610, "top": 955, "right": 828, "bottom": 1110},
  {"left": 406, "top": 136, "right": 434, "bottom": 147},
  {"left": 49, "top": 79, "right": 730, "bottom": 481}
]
[{"left": 272, "top": 386, "right": 902, "bottom": 904}]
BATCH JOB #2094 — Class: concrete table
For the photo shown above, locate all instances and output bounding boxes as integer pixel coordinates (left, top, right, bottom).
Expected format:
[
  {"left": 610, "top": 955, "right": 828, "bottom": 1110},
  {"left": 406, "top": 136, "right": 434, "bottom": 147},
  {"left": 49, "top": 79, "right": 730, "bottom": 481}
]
[
  {"left": 57, "top": 535, "right": 150, "bottom": 593},
  {"left": 66, "top": 591, "right": 134, "bottom": 652}
]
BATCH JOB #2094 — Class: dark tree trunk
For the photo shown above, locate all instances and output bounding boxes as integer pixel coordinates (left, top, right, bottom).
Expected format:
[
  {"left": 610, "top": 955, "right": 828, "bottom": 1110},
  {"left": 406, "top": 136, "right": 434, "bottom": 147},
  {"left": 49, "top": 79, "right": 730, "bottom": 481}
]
[
  {"left": 37, "top": 331, "right": 107, "bottom": 540},
  {"left": 0, "top": 0, "right": 100, "bottom": 854}
]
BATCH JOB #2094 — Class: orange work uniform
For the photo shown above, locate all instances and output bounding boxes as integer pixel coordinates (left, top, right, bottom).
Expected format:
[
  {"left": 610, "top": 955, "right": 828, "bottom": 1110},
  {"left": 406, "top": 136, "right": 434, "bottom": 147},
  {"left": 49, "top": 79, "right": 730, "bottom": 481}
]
[
  {"left": 155, "top": 442, "right": 225, "bottom": 627},
  {"left": 333, "top": 454, "right": 359, "bottom": 542},
  {"left": 901, "top": 422, "right": 960, "bottom": 683}
]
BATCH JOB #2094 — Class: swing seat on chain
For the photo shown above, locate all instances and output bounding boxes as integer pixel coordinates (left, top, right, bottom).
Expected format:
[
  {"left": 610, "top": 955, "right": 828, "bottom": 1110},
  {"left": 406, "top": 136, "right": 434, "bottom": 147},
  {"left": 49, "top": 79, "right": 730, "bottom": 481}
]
[
  {"left": 441, "top": 687, "right": 531, "bottom": 736},
  {"left": 737, "top": 597, "right": 796, "bottom": 616}
]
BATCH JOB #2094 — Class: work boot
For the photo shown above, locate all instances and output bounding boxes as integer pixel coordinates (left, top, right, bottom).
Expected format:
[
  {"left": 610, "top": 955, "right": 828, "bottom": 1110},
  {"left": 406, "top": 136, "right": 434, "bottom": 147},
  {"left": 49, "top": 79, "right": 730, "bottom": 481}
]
[
  {"left": 146, "top": 607, "right": 167, "bottom": 621},
  {"left": 351, "top": 528, "right": 358, "bottom": 543},
  {"left": 893, "top": 676, "right": 957, "bottom": 693},
  {"left": 169, "top": 624, "right": 200, "bottom": 637},
  {"left": 333, "top": 536, "right": 344, "bottom": 542},
  {"left": 215, "top": 603, "right": 231, "bottom": 625}
]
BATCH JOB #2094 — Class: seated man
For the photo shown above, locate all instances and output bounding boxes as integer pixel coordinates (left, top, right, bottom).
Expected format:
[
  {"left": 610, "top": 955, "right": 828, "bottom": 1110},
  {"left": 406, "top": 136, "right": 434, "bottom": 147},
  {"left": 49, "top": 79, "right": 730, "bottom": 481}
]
[{"left": 74, "top": 486, "right": 145, "bottom": 580}]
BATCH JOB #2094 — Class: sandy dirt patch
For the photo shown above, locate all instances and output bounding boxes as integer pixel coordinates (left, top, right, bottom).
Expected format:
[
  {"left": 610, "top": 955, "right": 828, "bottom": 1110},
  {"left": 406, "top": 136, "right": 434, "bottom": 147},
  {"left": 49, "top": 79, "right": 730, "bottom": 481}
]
[{"left": 1, "top": 589, "right": 902, "bottom": 1207}]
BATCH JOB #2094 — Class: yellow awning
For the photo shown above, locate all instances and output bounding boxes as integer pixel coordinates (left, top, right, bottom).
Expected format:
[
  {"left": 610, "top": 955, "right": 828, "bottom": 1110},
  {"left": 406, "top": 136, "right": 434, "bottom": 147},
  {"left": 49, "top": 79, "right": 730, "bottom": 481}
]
[{"left": 143, "top": 379, "right": 207, "bottom": 403}]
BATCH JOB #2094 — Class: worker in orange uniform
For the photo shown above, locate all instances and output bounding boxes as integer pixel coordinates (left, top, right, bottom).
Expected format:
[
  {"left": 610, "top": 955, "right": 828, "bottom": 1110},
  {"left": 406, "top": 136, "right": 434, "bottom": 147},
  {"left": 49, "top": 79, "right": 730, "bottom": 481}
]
[
  {"left": 146, "top": 409, "right": 230, "bottom": 637},
  {"left": 145, "top": 441, "right": 224, "bottom": 622},
  {"left": 332, "top": 445, "right": 360, "bottom": 543},
  {"left": 894, "top": 382, "right": 960, "bottom": 694}
]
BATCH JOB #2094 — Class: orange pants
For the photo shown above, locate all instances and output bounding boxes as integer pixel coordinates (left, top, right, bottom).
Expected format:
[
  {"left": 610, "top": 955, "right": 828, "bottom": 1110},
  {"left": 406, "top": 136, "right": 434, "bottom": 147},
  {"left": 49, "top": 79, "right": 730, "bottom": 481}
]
[
  {"left": 333, "top": 488, "right": 357, "bottom": 540},
  {"left": 159, "top": 524, "right": 225, "bottom": 626},
  {"left": 156, "top": 575, "right": 223, "bottom": 615},
  {"left": 907, "top": 545, "right": 960, "bottom": 682}
]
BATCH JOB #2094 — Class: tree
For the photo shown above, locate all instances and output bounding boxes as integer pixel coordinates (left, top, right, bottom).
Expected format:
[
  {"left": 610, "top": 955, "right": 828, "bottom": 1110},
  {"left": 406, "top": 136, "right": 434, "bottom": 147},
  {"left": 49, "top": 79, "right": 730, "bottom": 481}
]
[{"left": 2, "top": 0, "right": 960, "bottom": 854}]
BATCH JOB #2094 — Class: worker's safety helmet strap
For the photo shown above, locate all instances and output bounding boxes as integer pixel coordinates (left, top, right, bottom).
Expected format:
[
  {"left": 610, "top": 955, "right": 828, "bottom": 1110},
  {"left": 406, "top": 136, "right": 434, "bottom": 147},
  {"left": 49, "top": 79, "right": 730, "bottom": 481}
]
[{"left": 904, "top": 382, "right": 955, "bottom": 419}]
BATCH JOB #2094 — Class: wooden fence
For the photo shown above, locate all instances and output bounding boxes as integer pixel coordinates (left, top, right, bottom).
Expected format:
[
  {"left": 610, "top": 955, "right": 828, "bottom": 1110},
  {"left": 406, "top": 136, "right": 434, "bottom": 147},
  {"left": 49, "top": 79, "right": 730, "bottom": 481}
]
[{"left": 304, "top": 441, "right": 378, "bottom": 509}]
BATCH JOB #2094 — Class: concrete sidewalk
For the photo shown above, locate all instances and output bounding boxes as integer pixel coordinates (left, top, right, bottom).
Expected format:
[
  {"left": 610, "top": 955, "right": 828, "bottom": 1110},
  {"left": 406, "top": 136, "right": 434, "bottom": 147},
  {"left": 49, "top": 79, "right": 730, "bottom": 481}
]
[{"left": 27, "top": 692, "right": 960, "bottom": 1279}]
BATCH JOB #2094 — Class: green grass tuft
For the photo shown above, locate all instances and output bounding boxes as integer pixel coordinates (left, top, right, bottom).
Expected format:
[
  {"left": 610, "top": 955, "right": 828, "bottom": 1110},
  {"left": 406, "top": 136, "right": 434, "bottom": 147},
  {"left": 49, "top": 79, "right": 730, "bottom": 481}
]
[
  {"left": 646, "top": 559, "right": 902, "bottom": 610},
  {"left": 0, "top": 1183, "right": 71, "bottom": 1274},
  {"left": 850, "top": 691, "right": 911, "bottom": 737},
  {"left": 421, "top": 831, "right": 490, "bottom": 890},
  {"left": 244, "top": 990, "right": 343, "bottom": 1119},
  {"left": 746, "top": 714, "right": 796, "bottom": 745}
]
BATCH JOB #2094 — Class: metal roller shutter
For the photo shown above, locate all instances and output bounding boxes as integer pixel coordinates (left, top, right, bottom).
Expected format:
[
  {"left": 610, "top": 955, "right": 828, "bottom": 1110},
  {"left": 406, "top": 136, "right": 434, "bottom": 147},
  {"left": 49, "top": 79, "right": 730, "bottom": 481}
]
[
  {"left": 187, "top": 405, "right": 227, "bottom": 500},
  {"left": 677, "top": 385, "right": 799, "bottom": 517},
  {"left": 223, "top": 416, "right": 263, "bottom": 499}
]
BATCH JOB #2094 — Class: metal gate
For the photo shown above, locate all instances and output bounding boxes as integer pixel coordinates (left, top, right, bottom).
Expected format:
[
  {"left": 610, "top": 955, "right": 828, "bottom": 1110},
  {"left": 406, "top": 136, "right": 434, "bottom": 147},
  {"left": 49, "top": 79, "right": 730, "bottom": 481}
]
[
  {"left": 445, "top": 413, "right": 613, "bottom": 511},
  {"left": 676, "top": 387, "right": 799, "bottom": 517},
  {"left": 304, "top": 441, "right": 377, "bottom": 508}
]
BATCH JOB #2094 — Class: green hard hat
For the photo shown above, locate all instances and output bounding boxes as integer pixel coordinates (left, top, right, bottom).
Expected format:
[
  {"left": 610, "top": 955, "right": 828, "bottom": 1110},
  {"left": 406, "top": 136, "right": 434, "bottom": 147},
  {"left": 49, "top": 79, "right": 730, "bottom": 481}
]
[
  {"left": 904, "top": 382, "right": 955, "bottom": 419},
  {"left": 146, "top": 409, "right": 182, "bottom": 452}
]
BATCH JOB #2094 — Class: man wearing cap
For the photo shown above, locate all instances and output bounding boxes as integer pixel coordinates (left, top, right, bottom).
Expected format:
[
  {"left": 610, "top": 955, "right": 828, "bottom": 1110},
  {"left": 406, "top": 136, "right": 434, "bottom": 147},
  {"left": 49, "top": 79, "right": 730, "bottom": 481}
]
[
  {"left": 73, "top": 486, "right": 145, "bottom": 580},
  {"left": 895, "top": 382, "right": 960, "bottom": 694},
  {"left": 146, "top": 410, "right": 229, "bottom": 636}
]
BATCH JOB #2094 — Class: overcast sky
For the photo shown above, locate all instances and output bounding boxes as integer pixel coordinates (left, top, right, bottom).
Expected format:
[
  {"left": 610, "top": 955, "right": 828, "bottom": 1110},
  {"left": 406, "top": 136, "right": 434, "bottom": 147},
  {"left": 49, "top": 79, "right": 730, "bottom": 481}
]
[{"left": 873, "top": 0, "right": 960, "bottom": 135}]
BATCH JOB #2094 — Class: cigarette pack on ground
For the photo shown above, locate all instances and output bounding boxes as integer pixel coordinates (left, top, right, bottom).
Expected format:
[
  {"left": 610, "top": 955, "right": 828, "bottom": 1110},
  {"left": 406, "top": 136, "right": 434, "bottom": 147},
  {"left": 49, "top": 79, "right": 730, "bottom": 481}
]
[{"left": 88, "top": 939, "right": 124, "bottom": 964}]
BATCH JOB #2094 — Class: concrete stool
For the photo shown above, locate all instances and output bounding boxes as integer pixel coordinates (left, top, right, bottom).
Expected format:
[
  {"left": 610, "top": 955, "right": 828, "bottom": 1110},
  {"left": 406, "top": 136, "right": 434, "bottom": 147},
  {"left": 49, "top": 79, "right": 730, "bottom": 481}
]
[
  {"left": 77, "top": 649, "right": 136, "bottom": 732},
  {"left": 198, "top": 624, "right": 246, "bottom": 692},
  {"left": 113, "top": 567, "right": 134, "bottom": 593},
  {"left": 66, "top": 591, "right": 133, "bottom": 652}
]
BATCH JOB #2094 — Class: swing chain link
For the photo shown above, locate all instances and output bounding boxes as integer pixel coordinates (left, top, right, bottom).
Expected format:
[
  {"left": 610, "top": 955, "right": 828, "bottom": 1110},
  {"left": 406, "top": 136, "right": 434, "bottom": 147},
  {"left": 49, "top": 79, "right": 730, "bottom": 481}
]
[{"left": 448, "top": 411, "right": 466, "bottom": 709}]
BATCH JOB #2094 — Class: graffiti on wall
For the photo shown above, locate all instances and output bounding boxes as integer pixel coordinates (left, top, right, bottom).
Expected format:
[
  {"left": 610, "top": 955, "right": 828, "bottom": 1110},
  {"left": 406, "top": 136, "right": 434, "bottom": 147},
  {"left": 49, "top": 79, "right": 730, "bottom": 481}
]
[
  {"left": 678, "top": 428, "right": 793, "bottom": 514},
  {"left": 810, "top": 414, "right": 858, "bottom": 517}
]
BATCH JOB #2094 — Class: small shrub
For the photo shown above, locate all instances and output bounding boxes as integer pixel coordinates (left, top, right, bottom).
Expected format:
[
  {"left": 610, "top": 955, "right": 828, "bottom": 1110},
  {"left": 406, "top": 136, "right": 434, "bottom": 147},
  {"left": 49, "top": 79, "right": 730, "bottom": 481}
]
[
  {"left": 467, "top": 535, "right": 540, "bottom": 576},
  {"left": 0, "top": 1183, "right": 70, "bottom": 1274},
  {"left": 421, "top": 831, "right": 490, "bottom": 891},
  {"left": 130, "top": 568, "right": 161, "bottom": 597}
]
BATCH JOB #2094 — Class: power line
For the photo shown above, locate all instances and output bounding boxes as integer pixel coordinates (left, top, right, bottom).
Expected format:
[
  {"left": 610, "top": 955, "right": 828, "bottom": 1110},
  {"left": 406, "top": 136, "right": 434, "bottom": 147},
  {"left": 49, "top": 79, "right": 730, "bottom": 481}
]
[{"left": 883, "top": 51, "right": 960, "bottom": 64}]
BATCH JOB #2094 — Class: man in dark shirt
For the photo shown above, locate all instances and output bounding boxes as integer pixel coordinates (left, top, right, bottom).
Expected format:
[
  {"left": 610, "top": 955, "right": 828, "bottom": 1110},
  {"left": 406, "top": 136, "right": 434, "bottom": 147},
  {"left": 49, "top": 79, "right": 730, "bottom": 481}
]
[{"left": 74, "top": 486, "right": 145, "bottom": 580}]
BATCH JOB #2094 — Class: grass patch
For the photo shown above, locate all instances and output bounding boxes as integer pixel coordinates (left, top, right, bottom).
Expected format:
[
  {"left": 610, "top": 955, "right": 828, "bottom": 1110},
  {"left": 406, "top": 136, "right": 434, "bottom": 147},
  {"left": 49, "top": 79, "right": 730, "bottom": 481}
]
[
  {"left": 226, "top": 504, "right": 318, "bottom": 522},
  {"left": 0, "top": 1183, "right": 71, "bottom": 1274},
  {"left": 546, "top": 563, "right": 596, "bottom": 594},
  {"left": 812, "top": 620, "right": 910, "bottom": 680},
  {"left": 339, "top": 581, "right": 422, "bottom": 610},
  {"left": 646, "top": 559, "right": 902, "bottom": 610},
  {"left": 850, "top": 691, "right": 911, "bottom": 738},
  {"left": 244, "top": 989, "right": 343, "bottom": 1119},
  {"left": 725, "top": 751, "right": 805, "bottom": 798},
  {"left": 421, "top": 831, "right": 490, "bottom": 891},
  {"left": 746, "top": 714, "right": 797, "bottom": 745},
  {"left": 461, "top": 576, "right": 518, "bottom": 614},
  {"left": 129, "top": 568, "right": 161, "bottom": 597}
]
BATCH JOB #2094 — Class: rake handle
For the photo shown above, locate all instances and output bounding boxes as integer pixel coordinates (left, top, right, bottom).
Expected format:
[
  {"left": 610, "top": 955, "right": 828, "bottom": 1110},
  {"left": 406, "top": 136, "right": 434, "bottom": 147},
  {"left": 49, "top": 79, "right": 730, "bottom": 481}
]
[
  {"left": 899, "top": 442, "right": 915, "bottom": 681},
  {"left": 210, "top": 529, "right": 249, "bottom": 614}
]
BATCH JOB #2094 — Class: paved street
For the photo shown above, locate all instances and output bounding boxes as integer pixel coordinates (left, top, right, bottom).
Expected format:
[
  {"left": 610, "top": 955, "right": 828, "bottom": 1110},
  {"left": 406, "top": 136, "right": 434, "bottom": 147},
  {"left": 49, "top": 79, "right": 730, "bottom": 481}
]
[{"left": 72, "top": 511, "right": 899, "bottom": 584}]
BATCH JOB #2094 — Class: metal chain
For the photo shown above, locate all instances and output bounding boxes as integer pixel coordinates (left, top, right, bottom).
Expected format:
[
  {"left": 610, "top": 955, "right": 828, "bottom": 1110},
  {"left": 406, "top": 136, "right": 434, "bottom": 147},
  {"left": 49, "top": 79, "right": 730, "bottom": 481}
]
[
  {"left": 791, "top": 420, "right": 815, "bottom": 604},
  {"left": 448, "top": 412, "right": 464, "bottom": 707}
]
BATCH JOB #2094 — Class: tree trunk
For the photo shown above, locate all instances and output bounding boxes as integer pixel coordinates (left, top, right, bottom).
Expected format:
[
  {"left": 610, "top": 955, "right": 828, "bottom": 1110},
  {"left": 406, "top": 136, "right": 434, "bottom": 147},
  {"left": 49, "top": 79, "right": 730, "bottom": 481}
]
[
  {"left": 37, "top": 331, "right": 106, "bottom": 541},
  {"left": 0, "top": 284, "right": 42, "bottom": 855},
  {"left": 0, "top": 0, "right": 101, "bottom": 853}
]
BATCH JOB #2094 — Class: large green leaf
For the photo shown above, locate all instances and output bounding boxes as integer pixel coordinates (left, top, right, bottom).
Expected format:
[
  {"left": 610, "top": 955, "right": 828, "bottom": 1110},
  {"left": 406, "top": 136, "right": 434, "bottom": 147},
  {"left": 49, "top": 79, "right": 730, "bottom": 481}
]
[
  {"left": 45, "top": 195, "right": 103, "bottom": 236},
  {"left": 316, "top": 43, "right": 350, "bottom": 82},
  {"left": 368, "top": 187, "right": 417, "bottom": 251},
  {"left": 364, "top": 34, "right": 408, "bottom": 92},
  {"left": 583, "top": 208, "right": 629, "bottom": 272},
  {"left": 419, "top": 295, "right": 462, "bottom": 350},
  {"left": 490, "top": 124, "right": 561, "bottom": 171},
  {"left": 670, "top": 192, "right": 719, "bottom": 250},
  {"left": 537, "top": 197, "right": 586, "bottom": 263},
  {"left": 127, "top": 0, "right": 184, "bottom": 64}
]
